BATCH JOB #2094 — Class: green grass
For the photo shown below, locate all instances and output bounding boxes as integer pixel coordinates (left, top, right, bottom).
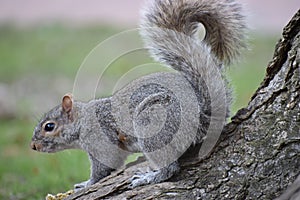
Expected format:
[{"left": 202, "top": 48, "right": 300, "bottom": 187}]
[
  {"left": 0, "top": 119, "right": 90, "bottom": 199},
  {"left": 0, "top": 119, "right": 141, "bottom": 199},
  {"left": 0, "top": 25, "right": 280, "bottom": 199},
  {"left": 228, "top": 33, "right": 279, "bottom": 113},
  {"left": 0, "top": 25, "right": 120, "bottom": 82}
]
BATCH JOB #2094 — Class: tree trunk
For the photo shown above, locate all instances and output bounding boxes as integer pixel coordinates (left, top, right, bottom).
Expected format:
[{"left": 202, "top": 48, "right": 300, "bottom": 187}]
[{"left": 66, "top": 10, "right": 300, "bottom": 200}]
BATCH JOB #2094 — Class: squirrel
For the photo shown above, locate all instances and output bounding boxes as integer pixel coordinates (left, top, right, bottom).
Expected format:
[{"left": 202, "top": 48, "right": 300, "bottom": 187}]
[{"left": 30, "top": 0, "right": 246, "bottom": 189}]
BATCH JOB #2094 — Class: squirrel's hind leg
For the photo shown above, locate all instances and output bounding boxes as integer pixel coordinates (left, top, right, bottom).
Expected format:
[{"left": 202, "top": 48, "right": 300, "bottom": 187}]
[{"left": 129, "top": 161, "right": 180, "bottom": 188}]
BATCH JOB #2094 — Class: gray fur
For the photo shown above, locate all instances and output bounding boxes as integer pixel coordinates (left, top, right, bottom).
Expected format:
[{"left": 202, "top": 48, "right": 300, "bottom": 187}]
[{"left": 30, "top": 0, "right": 246, "bottom": 189}]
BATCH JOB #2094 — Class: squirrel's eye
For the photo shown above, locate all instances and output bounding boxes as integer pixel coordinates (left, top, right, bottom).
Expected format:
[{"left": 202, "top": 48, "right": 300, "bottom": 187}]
[{"left": 44, "top": 122, "right": 55, "bottom": 132}]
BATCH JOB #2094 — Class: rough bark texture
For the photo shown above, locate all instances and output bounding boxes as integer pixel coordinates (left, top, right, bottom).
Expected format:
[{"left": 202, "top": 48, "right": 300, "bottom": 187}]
[{"left": 66, "top": 10, "right": 300, "bottom": 200}]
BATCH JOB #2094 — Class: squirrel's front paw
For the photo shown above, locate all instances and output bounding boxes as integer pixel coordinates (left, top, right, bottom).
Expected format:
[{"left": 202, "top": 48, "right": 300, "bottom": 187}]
[{"left": 74, "top": 180, "right": 91, "bottom": 191}]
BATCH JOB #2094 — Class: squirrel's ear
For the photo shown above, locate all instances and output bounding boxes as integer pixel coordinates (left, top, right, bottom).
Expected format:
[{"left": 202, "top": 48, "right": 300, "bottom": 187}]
[{"left": 62, "top": 93, "right": 73, "bottom": 113}]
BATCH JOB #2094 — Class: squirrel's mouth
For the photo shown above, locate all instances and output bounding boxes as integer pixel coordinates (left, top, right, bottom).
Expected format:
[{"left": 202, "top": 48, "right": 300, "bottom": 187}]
[
  {"left": 30, "top": 141, "right": 53, "bottom": 153},
  {"left": 30, "top": 141, "right": 66, "bottom": 153}
]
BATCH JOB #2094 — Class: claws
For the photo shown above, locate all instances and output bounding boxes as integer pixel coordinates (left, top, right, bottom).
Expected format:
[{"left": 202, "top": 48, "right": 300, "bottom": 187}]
[
  {"left": 129, "top": 176, "right": 147, "bottom": 188},
  {"left": 74, "top": 180, "right": 91, "bottom": 191},
  {"left": 129, "top": 171, "right": 159, "bottom": 188}
]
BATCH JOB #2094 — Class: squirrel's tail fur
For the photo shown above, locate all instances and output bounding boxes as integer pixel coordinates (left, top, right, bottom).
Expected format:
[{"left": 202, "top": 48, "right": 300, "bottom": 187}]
[
  {"left": 140, "top": 0, "right": 247, "bottom": 139},
  {"left": 140, "top": 0, "right": 246, "bottom": 66}
]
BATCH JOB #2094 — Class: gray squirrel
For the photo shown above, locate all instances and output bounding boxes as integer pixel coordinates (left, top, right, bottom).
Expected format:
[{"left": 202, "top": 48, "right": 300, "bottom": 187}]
[{"left": 30, "top": 0, "right": 246, "bottom": 189}]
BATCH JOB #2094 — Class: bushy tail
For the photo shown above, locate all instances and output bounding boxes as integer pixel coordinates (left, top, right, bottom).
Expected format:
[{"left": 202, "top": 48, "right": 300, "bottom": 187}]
[
  {"left": 140, "top": 0, "right": 246, "bottom": 67},
  {"left": 140, "top": 0, "right": 247, "bottom": 148}
]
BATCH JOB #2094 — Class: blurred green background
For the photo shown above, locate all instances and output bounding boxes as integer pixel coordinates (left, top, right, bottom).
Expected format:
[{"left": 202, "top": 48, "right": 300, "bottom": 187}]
[{"left": 0, "top": 23, "right": 280, "bottom": 199}]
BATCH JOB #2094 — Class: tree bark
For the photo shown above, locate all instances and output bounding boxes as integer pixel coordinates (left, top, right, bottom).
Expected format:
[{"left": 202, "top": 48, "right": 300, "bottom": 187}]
[{"left": 66, "top": 10, "right": 300, "bottom": 200}]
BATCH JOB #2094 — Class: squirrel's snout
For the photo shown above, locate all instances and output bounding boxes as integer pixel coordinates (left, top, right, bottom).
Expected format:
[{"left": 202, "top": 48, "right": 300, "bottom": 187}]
[
  {"left": 30, "top": 141, "right": 37, "bottom": 150},
  {"left": 30, "top": 141, "right": 41, "bottom": 151}
]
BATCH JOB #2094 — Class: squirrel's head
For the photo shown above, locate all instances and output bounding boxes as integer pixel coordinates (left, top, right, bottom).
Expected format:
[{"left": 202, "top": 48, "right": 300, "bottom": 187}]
[{"left": 30, "top": 93, "right": 80, "bottom": 153}]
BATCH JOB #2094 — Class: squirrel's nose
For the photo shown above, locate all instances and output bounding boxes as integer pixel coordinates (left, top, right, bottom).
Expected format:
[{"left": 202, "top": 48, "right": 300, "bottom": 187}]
[{"left": 30, "top": 141, "right": 37, "bottom": 151}]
